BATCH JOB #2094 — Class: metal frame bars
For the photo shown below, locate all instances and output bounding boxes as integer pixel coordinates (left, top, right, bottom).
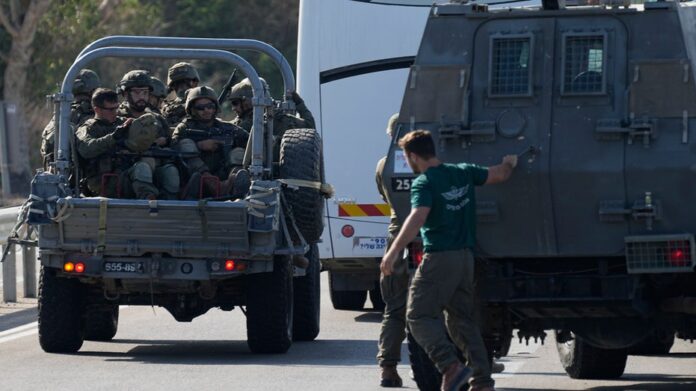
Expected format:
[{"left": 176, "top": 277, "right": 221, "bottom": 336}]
[
  {"left": 56, "top": 47, "right": 269, "bottom": 178},
  {"left": 75, "top": 36, "right": 296, "bottom": 100}
]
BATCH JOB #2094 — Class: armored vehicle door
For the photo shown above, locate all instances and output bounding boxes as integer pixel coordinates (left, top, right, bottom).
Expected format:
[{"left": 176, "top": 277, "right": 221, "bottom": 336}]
[
  {"left": 548, "top": 18, "right": 629, "bottom": 255},
  {"left": 464, "top": 18, "right": 559, "bottom": 257}
]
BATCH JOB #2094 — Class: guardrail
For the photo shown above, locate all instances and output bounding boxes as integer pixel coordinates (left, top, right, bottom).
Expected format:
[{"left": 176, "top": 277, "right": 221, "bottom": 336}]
[{"left": 0, "top": 206, "right": 37, "bottom": 303}]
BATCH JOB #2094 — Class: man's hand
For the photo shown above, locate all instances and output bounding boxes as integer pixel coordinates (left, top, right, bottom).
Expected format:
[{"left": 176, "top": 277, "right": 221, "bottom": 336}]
[
  {"left": 502, "top": 154, "right": 518, "bottom": 168},
  {"left": 486, "top": 154, "right": 518, "bottom": 185},
  {"left": 113, "top": 118, "right": 133, "bottom": 140},
  {"left": 154, "top": 137, "right": 167, "bottom": 147},
  {"left": 197, "top": 139, "right": 220, "bottom": 151},
  {"left": 380, "top": 250, "right": 399, "bottom": 276}
]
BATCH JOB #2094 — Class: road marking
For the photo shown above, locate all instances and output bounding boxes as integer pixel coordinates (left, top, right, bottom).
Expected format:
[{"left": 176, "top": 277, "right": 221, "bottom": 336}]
[{"left": 0, "top": 321, "right": 37, "bottom": 344}]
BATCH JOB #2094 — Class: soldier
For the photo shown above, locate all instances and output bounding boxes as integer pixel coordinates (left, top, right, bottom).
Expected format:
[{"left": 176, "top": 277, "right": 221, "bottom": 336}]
[
  {"left": 172, "top": 86, "right": 250, "bottom": 199},
  {"left": 41, "top": 69, "right": 101, "bottom": 169},
  {"left": 116, "top": 70, "right": 180, "bottom": 200},
  {"left": 149, "top": 76, "right": 167, "bottom": 114},
  {"left": 74, "top": 88, "right": 133, "bottom": 197},
  {"left": 162, "top": 62, "right": 200, "bottom": 127},
  {"left": 228, "top": 78, "right": 315, "bottom": 161}
]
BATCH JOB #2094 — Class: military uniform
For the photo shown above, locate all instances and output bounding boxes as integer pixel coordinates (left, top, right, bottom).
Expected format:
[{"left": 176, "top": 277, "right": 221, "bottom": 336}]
[
  {"left": 161, "top": 93, "right": 187, "bottom": 127},
  {"left": 163, "top": 62, "right": 200, "bottom": 127},
  {"left": 75, "top": 117, "right": 129, "bottom": 197}
]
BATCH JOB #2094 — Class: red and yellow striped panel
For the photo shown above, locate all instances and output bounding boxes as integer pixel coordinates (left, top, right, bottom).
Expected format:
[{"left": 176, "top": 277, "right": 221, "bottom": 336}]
[{"left": 338, "top": 204, "right": 390, "bottom": 217}]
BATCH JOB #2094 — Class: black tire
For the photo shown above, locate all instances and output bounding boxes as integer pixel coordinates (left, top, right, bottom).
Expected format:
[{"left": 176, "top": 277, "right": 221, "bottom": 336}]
[
  {"left": 293, "top": 244, "right": 321, "bottom": 341},
  {"left": 369, "top": 282, "right": 386, "bottom": 312},
  {"left": 279, "top": 128, "right": 324, "bottom": 243},
  {"left": 407, "top": 331, "right": 442, "bottom": 391},
  {"left": 555, "top": 330, "right": 628, "bottom": 379},
  {"left": 628, "top": 329, "right": 675, "bottom": 355},
  {"left": 84, "top": 305, "right": 119, "bottom": 341},
  {"left": 328, "top": 271, "right": 366, "bottom": 311},
  {"left": 38, "top": 267, "right": 85, "bottom": 353},
  {"left": 246, "top": 255, "right": 294, "bottom": 354}
]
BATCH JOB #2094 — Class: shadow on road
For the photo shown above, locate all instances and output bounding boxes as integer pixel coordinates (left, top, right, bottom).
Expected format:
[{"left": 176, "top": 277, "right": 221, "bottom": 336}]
[
  {"left": 501, "top": 374, "right": 696, "bottom": 391},
  {"left": 77, "top": 338, "right": 378, "bottom": 366},
  {"left": 353, "top": 312, "right": 382, "bottom": 323}
]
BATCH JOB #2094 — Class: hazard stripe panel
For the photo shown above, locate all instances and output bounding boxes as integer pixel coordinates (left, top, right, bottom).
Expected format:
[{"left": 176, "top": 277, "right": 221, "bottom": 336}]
[{"left": 338, "top": 204, "right": 390, "bottom": 217}]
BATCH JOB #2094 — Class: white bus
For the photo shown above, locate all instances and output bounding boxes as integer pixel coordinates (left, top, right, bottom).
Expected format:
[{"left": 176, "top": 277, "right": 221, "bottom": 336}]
[{"left": 297, "top": 0, "right": 539, "bottom": 310}]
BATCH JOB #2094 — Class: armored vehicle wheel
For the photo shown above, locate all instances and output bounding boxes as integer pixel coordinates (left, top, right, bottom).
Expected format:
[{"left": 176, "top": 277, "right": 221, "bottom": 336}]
[
  {"left": 84, "top": 304, "right": 119, "bottom": 341},
  {"left": 628, "top": 328, "right": 675, "bottom": 355},
  {"left": 38, "top": 267, "right": 85, "bottom": 353},
  {"left": 293, "top": 244, "right": 321, "bottom": 341},
  {"left": 246, "top": 255, "right": 294, "bottom": 353},
  {"left": 555, "top": 330, "right": 627, "bottom": 379},
  {"left": 407, "top": 328, "right": 466, "bottom": 391},
  {"left": 369, "top": 283, "right": 385, "bottom": 312},
  {"left": 407, "top": 331, "right": 442, "bottom": 391},
  {"left": 279, "top": 128, "right": 324, "bottom": 244},
  {"left": 328, "top": 271, "right": 366, "bottom": 310}
]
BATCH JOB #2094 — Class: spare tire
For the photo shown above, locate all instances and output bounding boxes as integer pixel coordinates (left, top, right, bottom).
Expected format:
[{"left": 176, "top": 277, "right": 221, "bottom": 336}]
[{"left": 279, "top": 128, "right": 325, "bottom": 243}]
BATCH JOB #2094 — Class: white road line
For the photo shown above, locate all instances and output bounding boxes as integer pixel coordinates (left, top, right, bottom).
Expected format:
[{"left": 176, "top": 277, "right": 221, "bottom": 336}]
[{"left": 0, "top": 321, "right": 38, "bottom": 344}]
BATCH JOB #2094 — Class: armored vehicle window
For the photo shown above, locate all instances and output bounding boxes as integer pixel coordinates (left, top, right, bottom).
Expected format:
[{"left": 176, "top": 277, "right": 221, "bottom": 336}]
[
  {"left": 563, "top": 35, "right": 606, "bottom": 95},
  {"left": 489, "top": 37, "right": 532, "bottom": 97}
]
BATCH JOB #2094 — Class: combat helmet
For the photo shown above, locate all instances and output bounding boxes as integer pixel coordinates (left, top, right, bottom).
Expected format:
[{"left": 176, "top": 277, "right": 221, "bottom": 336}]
[
  {"left": 117, "top": 70, "right": 152, "bottom": 94},
  {"left": 185, "top": 86, "right": 219, "bottom": 115},
  {"left": 125, "top": 113, "right": 161, "bottom": 152},
  {"left": 149, "top": 76, "right": 167, "bottom": 99},
  {"left": 72, "top": 69, "right": 101, "bottom": 96},
  {"left": 228, "top": 77, "right": 269, "bottom": 102},
  {"left": 167, "top": 62, "right": 200, "bottom": 87}
]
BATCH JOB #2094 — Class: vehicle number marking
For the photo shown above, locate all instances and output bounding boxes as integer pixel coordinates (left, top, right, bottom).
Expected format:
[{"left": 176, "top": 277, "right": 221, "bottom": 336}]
[
  {"left": 353, "top": 237, "right": 387, "bottom": 256},
  {"left": 391, "top": 177, "right": 415, "bottom": 192},
  {"left": 104, "top": 262, "right": 143, "bottom": 273}
]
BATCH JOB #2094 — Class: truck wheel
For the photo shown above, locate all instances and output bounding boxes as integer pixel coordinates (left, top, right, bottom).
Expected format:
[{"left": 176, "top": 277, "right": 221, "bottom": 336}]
[
  {"left": 369, "top": 282, "right": 385, "bottom": 312},
  {"left": 407, "top": 331, "right": 442, "bottom": 391},
  {"left": 555, "top": 330, "right": 627, "bottom": 379},
  {"left": 293, "top": 244, "right": 321, "bottom": 341},
  {"left": 279, "top": 128, "right": 324, "bottom": 244},
  {"left": 628, "top": 328, "right": 675, "bottom": 355},
  {"left": 84, "top": 304, "right": 119, "bottom": 341},
  {"left": 38, "top": 267, "right": 85, "bottom": 353},
  {"left": 328, "top": 271, "right": 366, "bottom": 310},
  {"left": 246, "top": 255, "right": 294, "bottom": 353}
]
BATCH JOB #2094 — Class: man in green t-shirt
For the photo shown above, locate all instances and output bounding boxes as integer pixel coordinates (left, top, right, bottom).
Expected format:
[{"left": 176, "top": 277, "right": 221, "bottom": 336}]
[{"left": 381, "top": 130, "right": 517, "bottom": 391}]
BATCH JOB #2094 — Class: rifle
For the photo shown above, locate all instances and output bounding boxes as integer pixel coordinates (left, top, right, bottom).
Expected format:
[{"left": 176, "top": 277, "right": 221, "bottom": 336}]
[
  {"left": 218, "top": 69, "right": 238, "bottom": 105},
  {"left": 183, "top": 128, "right": 243, "bottom": 160}
]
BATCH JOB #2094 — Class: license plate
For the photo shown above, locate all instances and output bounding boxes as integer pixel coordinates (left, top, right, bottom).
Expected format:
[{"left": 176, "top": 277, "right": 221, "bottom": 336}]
[{"left": 104, "top": 261, "right": 143, "bottom": 273}]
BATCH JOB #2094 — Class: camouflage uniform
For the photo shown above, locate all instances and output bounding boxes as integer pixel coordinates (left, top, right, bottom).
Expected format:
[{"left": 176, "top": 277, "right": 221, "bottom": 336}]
[
  {"left": 229, "top": 78, "right": 315, "bottom": 161},
  {"left": 117, "top": 70, "right": 180, "bottom": 199},
  {"left": 172, "top": 86, "right": 249, "bottom": 199},
  {"left": 41, "top": 69, "right": 100, "bottom": 169},
  {"left": 148, "top": 76, "right": 167, "bottom": 114},
  {"left": 162, "top": 62, "right": 200, "bottom": 127},
  {"left": 75, "top": 117, "right": 130, "bottom": 197}
]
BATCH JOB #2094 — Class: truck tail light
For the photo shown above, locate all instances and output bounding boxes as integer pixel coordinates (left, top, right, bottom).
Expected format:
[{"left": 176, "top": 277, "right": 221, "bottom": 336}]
[
  {"left": 225, "top": 259, "right": 236, "bottom": 271},
  {"left": 341, "top": 225, "right": 354, "bottom": 238},
  {"left": 409, "top": 242, "right": 424, "bottom": 267},
  {"left": 63, "top": 262, "right": 75, "bottom": 272},
  {"left": 74, "top": 262, "right": 86, "bottom": 273},
  {"left": 63, "top": 261, "right": 85, "bottom": 273}
]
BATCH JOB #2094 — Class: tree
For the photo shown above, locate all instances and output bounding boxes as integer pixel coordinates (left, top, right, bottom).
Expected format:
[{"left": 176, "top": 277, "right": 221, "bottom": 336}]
[{"left": 0, "top": 0, "right": 51, "bottom": 193}]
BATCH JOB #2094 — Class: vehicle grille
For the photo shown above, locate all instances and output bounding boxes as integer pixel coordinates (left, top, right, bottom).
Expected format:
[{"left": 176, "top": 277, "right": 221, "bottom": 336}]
[{"left": 625, "top": 234, "right": 695, "bottom": 273}]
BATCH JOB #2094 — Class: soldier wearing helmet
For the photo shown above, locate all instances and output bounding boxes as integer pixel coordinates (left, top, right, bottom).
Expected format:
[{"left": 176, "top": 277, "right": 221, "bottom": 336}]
[
  {"left": 229, "top": 77, "right": 316, "bottom": 161},
  {"left": 116, "top": 70, "right": 180, "bottom": 200},
  {"left": 41, "top": 69, "right": 101, "bottom": 169},
  {"left": 148, "top": 76, "right": 167, "bottom": 114},
  {"left": 162, "top": 62, "right": 200, "bottom": 127},
  {"left": 172, "top": 86, "right": 250, "bottom": 199}
]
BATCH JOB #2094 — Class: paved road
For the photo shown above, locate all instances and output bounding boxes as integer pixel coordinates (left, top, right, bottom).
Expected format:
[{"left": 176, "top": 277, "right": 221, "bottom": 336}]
[{"left": 0, "top": 273, "right": 694, "bottom": 391}]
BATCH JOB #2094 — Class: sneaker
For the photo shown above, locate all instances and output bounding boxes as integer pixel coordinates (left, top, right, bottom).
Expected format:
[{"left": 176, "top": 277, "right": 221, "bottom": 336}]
[
  {"left": 440, "top": 362, "right": 472, "bottom": 391},
  {"left": 380, "top": 365, "right": 403, "bottom": 388},
  {"left": 492, "top": 361, "right": 505, "bottom": 374}
]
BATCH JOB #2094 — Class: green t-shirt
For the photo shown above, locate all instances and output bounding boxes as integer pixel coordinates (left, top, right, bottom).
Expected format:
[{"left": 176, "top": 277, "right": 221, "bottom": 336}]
[{"left": 410, "top": 163, "right": 488, "bottom": 253}]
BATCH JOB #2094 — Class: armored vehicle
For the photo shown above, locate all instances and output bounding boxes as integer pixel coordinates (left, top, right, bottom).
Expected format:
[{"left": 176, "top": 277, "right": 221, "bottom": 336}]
[
  {"left": 382, "top": 0, "right": 696, "bottom": 383},
  {"left": 26, "top": 37, "right": 325, "bottom": 354}
]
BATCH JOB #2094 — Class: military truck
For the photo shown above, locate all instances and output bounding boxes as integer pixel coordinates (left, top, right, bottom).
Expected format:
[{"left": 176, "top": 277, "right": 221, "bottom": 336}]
[
  {"left": 26, "top": 37, "right": 325, "bottom": 354},
  {"left": 382, "top": 0, "right": 696, "bottom": 384}
]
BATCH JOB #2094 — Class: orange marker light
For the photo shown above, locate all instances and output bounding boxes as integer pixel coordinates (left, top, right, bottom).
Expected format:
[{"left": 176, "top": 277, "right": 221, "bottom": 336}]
[
  {"left": 63, "top": 262, "right": 75, "bottom": 272},
  {"left": 225, "top": 260, "right": 235, "bottom": 271},
  {"left": 75, "top": 262, "right": 86, "bottom": 273}
]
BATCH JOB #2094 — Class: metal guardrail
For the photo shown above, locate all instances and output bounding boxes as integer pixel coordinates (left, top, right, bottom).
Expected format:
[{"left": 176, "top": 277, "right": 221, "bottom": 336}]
[{"left": 0, "top": 206, "right": 37, "bottom": 303}]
